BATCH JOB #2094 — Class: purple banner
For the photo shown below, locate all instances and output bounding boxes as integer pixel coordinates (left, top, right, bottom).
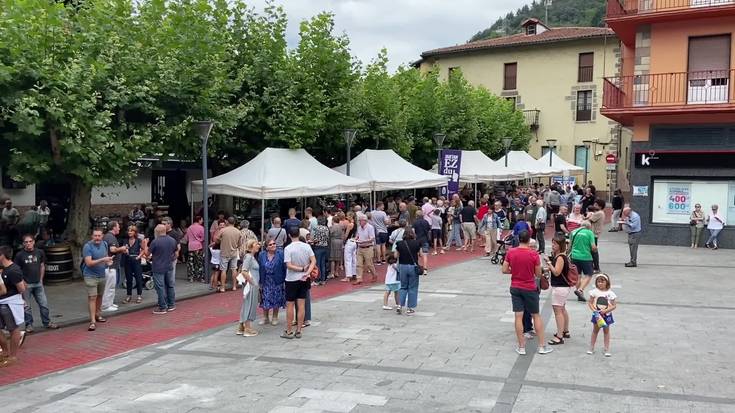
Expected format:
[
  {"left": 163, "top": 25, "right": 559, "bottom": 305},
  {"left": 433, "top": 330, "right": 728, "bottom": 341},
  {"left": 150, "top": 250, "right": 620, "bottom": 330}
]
[{"left": 440, "top": 149, "right": 462, "bottom": 198}]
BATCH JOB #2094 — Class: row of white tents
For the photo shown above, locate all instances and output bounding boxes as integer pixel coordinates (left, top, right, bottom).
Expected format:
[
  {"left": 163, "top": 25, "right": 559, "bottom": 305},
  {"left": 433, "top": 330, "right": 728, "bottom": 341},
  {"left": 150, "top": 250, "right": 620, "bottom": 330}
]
[{"left": 191, "top": 147, "right": 583, "bottom": 236}]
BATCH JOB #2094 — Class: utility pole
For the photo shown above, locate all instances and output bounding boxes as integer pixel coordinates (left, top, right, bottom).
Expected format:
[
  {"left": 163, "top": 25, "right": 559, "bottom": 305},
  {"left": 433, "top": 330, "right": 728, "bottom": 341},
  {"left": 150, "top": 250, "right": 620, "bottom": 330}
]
[{"left": 545, "top": 0, "right": 552, "bottom": 24}]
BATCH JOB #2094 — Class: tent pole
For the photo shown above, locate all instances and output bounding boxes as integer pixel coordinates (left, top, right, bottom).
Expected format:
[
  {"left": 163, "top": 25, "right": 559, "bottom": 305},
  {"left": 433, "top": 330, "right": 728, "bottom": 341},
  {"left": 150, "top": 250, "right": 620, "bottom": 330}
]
[
  {"left": 474, "top": 183, "right": 477, "bottom": 206},
  {"left": 189, "top": 181, "right": 193, "bottom": 224},
  {"left": 261, "top": 198, "right": 265, "bottom": 242}
]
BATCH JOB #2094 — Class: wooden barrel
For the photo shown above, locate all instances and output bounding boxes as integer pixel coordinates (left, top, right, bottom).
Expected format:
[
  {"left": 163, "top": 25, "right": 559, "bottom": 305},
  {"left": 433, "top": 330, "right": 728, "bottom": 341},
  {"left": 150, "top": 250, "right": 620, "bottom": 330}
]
[{"left": 45, "top": 244, "right": 74, "bottom": 283}]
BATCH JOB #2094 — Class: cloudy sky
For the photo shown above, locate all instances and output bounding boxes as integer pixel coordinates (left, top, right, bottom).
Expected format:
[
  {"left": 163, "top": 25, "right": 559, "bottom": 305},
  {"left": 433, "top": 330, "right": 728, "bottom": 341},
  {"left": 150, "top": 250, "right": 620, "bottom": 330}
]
[{"left": 245, "top": 0, "right": 528, "bottom": 71}]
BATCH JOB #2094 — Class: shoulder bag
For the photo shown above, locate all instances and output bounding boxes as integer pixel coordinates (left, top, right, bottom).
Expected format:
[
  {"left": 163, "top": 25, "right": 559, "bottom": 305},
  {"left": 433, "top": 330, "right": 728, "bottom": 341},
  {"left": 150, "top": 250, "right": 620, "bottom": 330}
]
[
  {"left": 399, "top": 240, "right": 424, "bottom": 276},
  {"left": 559, "top": 253, "right": 579, "bottom": 287}
]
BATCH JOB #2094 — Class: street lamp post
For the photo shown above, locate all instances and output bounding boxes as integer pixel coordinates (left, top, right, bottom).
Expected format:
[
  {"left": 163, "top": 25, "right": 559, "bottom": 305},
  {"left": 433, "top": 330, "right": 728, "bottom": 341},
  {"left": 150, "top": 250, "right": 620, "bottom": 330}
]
[
  {"left": 502, "top": 137, "right": 513, "bottom": 167},
  {"left": 582, "top": 139, "right": 593, "bottom": 187},
  {"left": 546, "top": 139, "right": 557, "bottom": 167},
  {"left": 343, "top": 129, "right": 357, "bottom": 209},
  {"left": 433, "top": 133, "right": 446, "bottom": 173},
  {"left": 195, "top": 120, "right": 214, "bottom": 281}
]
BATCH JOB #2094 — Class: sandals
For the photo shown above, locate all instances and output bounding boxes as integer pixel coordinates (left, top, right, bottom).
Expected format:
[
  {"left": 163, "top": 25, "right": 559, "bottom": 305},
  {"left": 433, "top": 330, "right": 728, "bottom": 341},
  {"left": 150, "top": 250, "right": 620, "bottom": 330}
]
[
  {"left": 136, "top": 296, "right": 143, "bottom": 304},
  {"left": 88, "top": 323, "right": 96, "bottom": 331},
  {"left": 96, "top": 316, "right": 107, "bottom": 323},
  {"left": 123, "top": 296, "right": 132, "bottom": 304},
  {"left": 563, "top": 331, "right": 571, "bottom": 339},
  {"left": 280, "top": 330, "right": 294, "bottom": 340},
  {"left": 294, "top": 331, "right": 302, "bottom": 339},
  {"left": 548, "top": 334, "right": 564, "bottom": 345}
]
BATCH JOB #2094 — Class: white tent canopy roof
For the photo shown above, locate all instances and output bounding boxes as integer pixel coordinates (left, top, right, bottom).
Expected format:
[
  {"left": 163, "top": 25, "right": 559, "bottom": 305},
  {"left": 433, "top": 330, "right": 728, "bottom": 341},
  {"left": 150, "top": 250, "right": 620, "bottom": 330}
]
[
  {"left": 495, "top": 150, "right": 564, "bottom": 177},
  {"left": 334, "top": 149, "right": 448, "bottom": 191},
  {"left": 455, "top": 150, "right": 525, "bottom": 182},
  {"left": 191, "top": 148, "right": 372, "bottom": 199},
  {"left": 537, "top": 152, "right": 584, "bottom": 174}
]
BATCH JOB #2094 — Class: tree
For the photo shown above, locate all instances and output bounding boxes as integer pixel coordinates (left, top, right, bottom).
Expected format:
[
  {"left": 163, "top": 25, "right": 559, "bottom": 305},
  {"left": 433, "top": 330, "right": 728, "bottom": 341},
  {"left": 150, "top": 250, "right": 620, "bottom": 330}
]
[{"left": 0, "top": 0, "right": 242, "bottom": 257}]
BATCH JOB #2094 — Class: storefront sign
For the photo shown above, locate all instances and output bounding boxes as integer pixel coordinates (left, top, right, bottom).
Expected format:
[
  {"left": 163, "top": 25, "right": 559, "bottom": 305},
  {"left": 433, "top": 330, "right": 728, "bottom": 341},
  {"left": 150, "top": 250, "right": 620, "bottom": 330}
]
[
  {"left": 635, "top": 151, "right": 735, "bottom": 169},
  {"left": 632, "top": 186, "right": 648, "bottom": 197},
  {"left": 440, "top": 149, "right": 462, "bottom": 198},
  {"left": 666, "top": 184, "right": 691, "bottom": 214}
]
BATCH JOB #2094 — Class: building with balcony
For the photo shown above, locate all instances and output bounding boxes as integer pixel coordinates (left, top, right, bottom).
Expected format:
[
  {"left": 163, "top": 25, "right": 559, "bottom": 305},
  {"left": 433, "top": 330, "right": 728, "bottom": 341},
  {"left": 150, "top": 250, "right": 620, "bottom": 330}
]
[
  {"left": 601, "top": 0, "right": 735, "bottom": 248},
  {"left": 416, "top": 19, "right": 631, "bottom": 194}
]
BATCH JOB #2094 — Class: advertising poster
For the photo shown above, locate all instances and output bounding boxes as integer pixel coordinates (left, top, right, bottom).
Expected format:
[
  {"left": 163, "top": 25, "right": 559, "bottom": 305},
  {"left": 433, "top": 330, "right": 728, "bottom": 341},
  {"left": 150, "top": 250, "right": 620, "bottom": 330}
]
[
  {"left": 551, "top": 176, "right": 576, "bottom": 188},
  {"left": 440, "top": 149, "right": 462, "bottom": 198},
  {"left": 667, "top": 184, "right": 691, "bottom": 215}
]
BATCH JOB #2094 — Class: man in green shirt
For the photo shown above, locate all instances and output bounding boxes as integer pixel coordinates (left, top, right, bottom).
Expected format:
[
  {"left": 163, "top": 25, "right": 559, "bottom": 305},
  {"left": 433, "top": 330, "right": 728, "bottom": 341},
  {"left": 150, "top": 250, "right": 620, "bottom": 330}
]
[{"left": 569, "top": 220, "right": 597, "bottom": 302}]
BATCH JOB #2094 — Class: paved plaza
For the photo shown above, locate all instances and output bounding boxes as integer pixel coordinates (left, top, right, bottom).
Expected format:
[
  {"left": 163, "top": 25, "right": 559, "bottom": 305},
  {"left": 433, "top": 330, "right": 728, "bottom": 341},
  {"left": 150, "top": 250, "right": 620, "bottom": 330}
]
[{"left": 2, "top": 232, "right": 734, "bottom": 412}]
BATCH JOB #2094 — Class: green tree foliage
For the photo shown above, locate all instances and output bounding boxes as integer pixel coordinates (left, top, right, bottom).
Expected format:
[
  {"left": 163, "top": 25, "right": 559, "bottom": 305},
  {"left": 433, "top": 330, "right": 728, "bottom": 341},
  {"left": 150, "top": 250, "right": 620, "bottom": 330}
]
[{"left": 471, "top": 0, "right": 606, "bottom": 41}]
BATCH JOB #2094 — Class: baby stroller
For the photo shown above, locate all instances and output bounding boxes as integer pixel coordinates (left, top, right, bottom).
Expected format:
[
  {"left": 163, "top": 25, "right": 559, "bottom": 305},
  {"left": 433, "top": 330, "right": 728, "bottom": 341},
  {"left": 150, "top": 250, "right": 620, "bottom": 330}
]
[
  {"left": 121, "top": 259, "right": 155, "bottom": 290},
  {"left": 490, "top": 233, "right": 514, "bottom": 265}
]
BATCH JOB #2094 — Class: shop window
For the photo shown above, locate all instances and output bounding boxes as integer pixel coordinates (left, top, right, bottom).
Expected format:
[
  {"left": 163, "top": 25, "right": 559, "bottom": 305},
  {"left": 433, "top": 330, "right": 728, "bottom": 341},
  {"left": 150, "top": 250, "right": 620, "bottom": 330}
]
[{"left": 651, "top": 179, "right": 735, "bottom": 225}]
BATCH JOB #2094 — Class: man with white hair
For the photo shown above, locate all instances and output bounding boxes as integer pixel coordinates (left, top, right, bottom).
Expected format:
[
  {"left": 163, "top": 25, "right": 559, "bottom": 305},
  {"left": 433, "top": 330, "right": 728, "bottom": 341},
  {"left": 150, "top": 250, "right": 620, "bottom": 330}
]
[
  {"left": 460, "top": 200, "right": 478, "bottom": 253},
  {"left": 534, "top": 200, "right": 547, "bottom": 254},
  {"left": 570, "top": 220, "right": 597, "bottom": 301},
  {"left": 354, "top": 214, "right": 376, "bottom": 284},
  {"left": 621, "top": 207, "right": 642, "bottom": 267}
]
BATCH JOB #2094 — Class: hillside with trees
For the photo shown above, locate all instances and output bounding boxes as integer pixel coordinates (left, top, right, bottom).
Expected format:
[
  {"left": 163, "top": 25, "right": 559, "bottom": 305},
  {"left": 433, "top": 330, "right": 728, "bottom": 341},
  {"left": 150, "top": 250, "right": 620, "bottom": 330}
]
[{"left": 470, "top": 0, "right": 606, "bottom": 41}]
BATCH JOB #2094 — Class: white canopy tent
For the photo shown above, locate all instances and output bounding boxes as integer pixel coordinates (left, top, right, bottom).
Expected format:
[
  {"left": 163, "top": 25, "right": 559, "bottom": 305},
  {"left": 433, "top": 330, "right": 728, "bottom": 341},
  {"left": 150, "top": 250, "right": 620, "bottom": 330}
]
[
  {"left": 495, "top": 150, "right": 564, "bottom": 177},
  {"left": 191, "top": 147, "right": 372, "bottom": 237},
  {"left": 334, "top": 149, "right": 448, "bottom": 191},
  {"left": 456, "top": 150, "right": 525, "bottom": 182},
  {"left": 537, "top": 152, "right": 584, "bottom": 175}
]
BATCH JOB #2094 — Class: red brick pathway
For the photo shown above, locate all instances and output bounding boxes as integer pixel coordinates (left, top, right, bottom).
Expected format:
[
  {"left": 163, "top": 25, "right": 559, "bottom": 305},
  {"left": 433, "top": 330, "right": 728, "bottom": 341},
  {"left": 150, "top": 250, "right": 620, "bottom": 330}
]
[{"left": 0, "top": 248, "right": 485, "bottom": 386}]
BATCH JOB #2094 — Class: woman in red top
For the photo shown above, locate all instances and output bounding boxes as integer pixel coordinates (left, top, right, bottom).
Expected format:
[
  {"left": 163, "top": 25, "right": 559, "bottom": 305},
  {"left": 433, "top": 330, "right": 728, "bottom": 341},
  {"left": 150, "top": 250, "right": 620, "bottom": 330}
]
[{"left": 502, "top": 230, "right": 553, "bottom": 356}]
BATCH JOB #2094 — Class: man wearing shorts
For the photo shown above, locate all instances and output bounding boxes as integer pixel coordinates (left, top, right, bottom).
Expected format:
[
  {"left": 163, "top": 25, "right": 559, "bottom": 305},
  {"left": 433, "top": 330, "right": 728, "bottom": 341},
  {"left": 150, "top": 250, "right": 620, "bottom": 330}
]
[
  {"left": 460, "top": 200, "right": 478, "bottom": 252},
  {"left": 82, "top": 229, "right": 113, "bottom": 331},
  {"left": 217, "top": 217, "right": 242, "bottom": 291},
  {"left": 370, "top": 202, "right": 390, "bottom": 265},
  {"left": 569, "top": 221, "right": 597, "bottom": 302},
  {"left": 502, "top": 230, "right": 552, "bottom": 356},
  {"left": 282, "top": 227, "right": 315, "bottom": 339},
  {"left": 0, "top": 245, "right": 27, "bottom": 366}
]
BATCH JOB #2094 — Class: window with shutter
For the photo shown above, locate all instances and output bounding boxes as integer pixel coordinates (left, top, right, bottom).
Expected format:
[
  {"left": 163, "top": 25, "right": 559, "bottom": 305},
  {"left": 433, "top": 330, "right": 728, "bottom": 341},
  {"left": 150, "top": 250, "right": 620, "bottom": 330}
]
[
  {"left": 504, "top": 63, "right": 517, "bottom": 90},
  {"left": 578, "top": 52, "right": 594, "bottom": 83},
  {"left": 576, "top": 90, "right": 593, "bottom": 122}
]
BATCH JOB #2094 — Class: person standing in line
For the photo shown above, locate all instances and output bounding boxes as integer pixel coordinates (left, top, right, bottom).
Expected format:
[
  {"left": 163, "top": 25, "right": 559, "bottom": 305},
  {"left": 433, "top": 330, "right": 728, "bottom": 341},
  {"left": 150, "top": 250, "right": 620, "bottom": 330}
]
[
  {"left": 609, "top": 190, "right": 624, "bottom": 232},
  {"left": 502, "top": 230, "right": 553, "bottom": 356},
  {"left": 371, "top": 202, "right": 390, "bottom": 266},
  {"left": 412, "top": 210, "right": 431, "bottom": 275},
  {"left": 571, "top": 221, "right": 597, "bottom": 302},
  {"left": 354, "top": 215, "right": 376, "bottom": 285},
  {"left": 122, "top": 225, "right": 144, "bottom": 304},
  {"left": 394, "top": 229, "right": 422, "bottom": 315},
  {"left": 460, "top": 200, "right": 478, "bottom": 253},
  {"left": 14, "top": 235, "right": 58, "bottom": 332},
  {"left": 479, "top": 205, "right": 499, "bottom": 257},
  {"left": 149, "top": 224, "right": 178, "bottom": 314},
  {"left": 281, "top": 227, "right": 315, "bottom": 340},
  {"left": 236, "top": 239, "right": 261, "bottom": 337},
  {"left": 185, "top": 215, "right": 205, "bottom": 282},
  {"left": 705, "top": 204, "right": 725, "bottom": 250},
  {"left": 258, "top": 239, "right": 286, "bottom": 326},
  {"left": 267, "top": 217, "right": 287, "bottom": 250},
  {"left": 283, "top": 208, "right": 301, "bottom": 236},
  {"left": 329, "top": 216, "right": 344, "bottom": 278},
  {"left": 587, "top": 200, "right": 606, "bottom": 273},
  {"left": 534, "top": 200, "right": 547, "bottom": 254},
  {"left": 218, "top": 217, "right": 242, "bottom": 291},
  {"left": 342, "top": 226, "right": 358, "bottom": 282},
  {"left": 554, "top": 206, "right": 569, "bottom": 237},
  {"left": 620, "top": 207, "right": 642, "bottom": 267},
  {"left": 102, "top": 221, "right": 127, "bottom": 312},
  {"left": 544, "top": 235, "right": 572, "bottom": 345},
  {"left": 161, "top": 217, "right": 182, "bottom": 279},
  {"left": 82, "top": 229, "right": 113, "bottom": 331},
  {"left": 311, "top": 216, "right": 330, "bottom": 285},
  {"left": 0, "top": 246, "right": 27, "bottom": 367},
  {"left": 304, "top": 208, "right": 318, "bottom": 234},
  {"left": 689, "top": 204, "right": 706, "bottom": 248},
  {"left": 548, "top": 185, "right": 561, "bottom": 225},
  {"left": 430, "top": 209, "right": 445, "bottom": 255}
]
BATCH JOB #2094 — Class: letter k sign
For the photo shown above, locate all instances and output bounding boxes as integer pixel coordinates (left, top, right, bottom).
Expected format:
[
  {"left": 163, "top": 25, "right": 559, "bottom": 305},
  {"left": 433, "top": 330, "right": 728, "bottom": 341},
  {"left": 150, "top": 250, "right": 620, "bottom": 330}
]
[{"left": 640, "top": 154, "right": 651, "bottom": 166}]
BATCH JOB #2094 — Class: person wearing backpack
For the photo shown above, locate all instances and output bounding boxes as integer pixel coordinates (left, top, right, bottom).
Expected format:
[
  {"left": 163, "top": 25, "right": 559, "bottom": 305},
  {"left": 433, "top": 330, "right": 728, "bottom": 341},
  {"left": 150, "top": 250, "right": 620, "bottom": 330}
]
[{"left": 544, "top": 235, "right": 578, "bottom": 345}]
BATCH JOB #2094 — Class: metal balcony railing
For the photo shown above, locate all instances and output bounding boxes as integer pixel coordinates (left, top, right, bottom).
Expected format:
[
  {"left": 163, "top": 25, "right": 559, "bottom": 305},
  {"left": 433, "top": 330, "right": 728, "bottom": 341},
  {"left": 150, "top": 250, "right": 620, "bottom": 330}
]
[
  {"left": 607, "top": 0, "right": 735, "bottom": 18},
  {"left": 523, "top": 109, "right": 540, "bottom": 130},
  {"left": 602, "top": 69, "right": 735, "bottom": 109}
]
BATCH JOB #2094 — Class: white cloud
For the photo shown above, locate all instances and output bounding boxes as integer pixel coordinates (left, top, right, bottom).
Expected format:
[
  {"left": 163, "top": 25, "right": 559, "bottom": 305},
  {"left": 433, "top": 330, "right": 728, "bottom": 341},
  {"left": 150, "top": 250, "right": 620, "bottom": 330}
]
[{"left": 243, "top": 0, "right": 527, "bottom": 71}]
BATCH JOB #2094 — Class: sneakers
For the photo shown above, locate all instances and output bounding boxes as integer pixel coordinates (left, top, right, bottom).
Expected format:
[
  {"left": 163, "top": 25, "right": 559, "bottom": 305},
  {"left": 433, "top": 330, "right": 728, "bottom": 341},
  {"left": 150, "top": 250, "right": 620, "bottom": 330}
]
[
  {"left": 586, "top": 348, "right": 594, "bottom": 355},
  {"left": 395, "top": 306, "right": 402, "bottom": 315},
  {"left": 604, "top": 351, "right": 612, "bottom": 357},
  {"left": 258, "top": 319, "right": 270, "bottom": 326},
  {"left": 538, "top": 346, "right": 554, "bottom": 355},
  {"left": 102, "top": 305, "right": 119, "bottom": 312},
  {"left": 574, "top": 290, "right": 586, "bottom": 302},
  {"left": 382, "top": 305, "right": 393, "bottom": 310},
  {"left": 515, "top": 347, "right": 526, "bottom": 355},
  {"left": 235, "top": 323, "right": 245, "bottom": 335},
  {"left": 152, "top": 307, "right": 167, "bottom": 315},
  {"left": 624, "top": 262, "right": 637, "bottom": 268},
  {"left": 167, "top": 306, "right": 176, "bottom": 312},
  {"left": 406, "top": 308, "right": 416, "bottom": 315},
  {"left": 243, "top": 328, "right": 258, "bottom": 337}
]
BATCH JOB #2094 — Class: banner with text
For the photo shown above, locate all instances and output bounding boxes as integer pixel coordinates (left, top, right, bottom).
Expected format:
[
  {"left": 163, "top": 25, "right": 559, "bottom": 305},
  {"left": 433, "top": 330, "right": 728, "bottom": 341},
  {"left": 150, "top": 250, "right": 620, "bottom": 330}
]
[
  {"left": 667, "top": 184, "right": 691, "bottom": 215},
  {"left": 440, "top": 149, "right": 462, "bottom": 198}
]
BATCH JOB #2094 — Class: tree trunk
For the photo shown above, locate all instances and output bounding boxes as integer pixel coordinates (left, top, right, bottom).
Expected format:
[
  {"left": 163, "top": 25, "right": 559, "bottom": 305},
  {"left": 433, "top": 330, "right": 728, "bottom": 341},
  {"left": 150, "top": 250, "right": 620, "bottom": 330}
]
[{"left": 66, "top": 175, "right": 92, "bottom": 278}]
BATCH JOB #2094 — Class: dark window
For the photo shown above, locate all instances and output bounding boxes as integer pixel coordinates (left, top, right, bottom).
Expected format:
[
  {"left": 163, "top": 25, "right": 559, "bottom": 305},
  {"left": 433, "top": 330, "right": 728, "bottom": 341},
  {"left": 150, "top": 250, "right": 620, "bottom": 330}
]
[
  {"left": 578, "top": 52, "right": 594, "bottom": 83},
  {"left": 651, "top": 125, "right": 734, "bottom": 146},
  {"left": 504, "top": 63, "right": 517, "bottom": 90},
  {"left": 526, "top": 24, "right": 536, "bottom": 35},
  {"left": 541, "top": 146, "right": 550, "bottom": 156},
  {"left": 576, "top": 90, "right": 593, "bottom": 121}
]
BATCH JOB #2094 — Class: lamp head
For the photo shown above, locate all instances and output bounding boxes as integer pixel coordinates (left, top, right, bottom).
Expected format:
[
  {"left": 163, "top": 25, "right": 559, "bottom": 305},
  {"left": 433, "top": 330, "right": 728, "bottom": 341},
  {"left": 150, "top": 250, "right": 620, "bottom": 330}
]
[
  {"left": 433, "top": 133, "right": 446, "bottom": 148},
  {"left": 194, "top": 121, "right": 214, "bottom": 141},
  {"left": 502, "top": 137, "right": 513, "bottom": 149},
  {"left": 546, "top": 138, "right": 557, "bottom": 147},
  {"left": 343, "top": 129, "right": 357, "bottom": 146}
]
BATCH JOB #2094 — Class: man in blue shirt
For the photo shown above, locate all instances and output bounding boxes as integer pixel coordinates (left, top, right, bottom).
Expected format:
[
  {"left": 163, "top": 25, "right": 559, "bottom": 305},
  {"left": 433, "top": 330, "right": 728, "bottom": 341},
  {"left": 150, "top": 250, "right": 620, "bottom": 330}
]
[
  {"left": 83, "top": 229, "right": 113, "bottom": 331},
  {"left": 621, "top": 207, "right": 642, "bottom": 267},
  {"left": 149, "top": 224, "right": 178, "bottom": 314}
]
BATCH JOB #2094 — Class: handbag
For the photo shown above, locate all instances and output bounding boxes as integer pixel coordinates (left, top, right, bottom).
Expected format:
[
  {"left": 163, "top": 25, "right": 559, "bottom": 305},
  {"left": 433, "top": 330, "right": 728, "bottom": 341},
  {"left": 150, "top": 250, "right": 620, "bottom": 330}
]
[
  {"left": 309, "top": 265, "right": 320, "bottom": 281},
  {"left": 559, "top": 254, "right": 579, "bottom": 287},
  {"left": 539, "top": 273, "right": 550, "bottom": 290},
  {"left": 689, "top": 219, "right": 697, "bottom": 226}
]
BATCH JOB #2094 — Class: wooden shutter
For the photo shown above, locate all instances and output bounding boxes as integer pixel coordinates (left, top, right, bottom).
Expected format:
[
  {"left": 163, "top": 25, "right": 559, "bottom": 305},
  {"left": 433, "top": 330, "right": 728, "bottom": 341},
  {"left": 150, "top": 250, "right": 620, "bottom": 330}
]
[
  {"left": 504, "top": 63, "right": 517, "bottom": 90},
  {"left": 578, "top": 52, "right": 594, "bottom": 82},
  {"left": 688, "top": 35, "right": 730, "bottom": 78}
]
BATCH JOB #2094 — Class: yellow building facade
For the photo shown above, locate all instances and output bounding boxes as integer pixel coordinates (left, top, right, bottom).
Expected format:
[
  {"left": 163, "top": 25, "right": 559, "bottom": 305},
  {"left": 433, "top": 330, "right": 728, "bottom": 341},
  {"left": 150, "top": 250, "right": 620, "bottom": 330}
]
[{"left": 417, "top": 19, "right": 631, "bottom": 193}]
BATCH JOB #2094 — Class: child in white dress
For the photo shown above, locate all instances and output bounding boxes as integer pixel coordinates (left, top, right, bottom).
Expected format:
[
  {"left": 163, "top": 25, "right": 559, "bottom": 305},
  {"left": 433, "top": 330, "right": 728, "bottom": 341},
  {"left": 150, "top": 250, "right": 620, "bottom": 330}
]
[{"left": 382, "top": 256, "right": 400, "bottom": 310}]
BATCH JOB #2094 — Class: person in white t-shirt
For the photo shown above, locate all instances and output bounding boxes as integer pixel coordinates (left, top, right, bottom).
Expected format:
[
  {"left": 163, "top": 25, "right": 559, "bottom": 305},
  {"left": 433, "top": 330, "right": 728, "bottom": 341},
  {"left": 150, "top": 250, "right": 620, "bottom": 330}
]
[
  {"left": 282, "top": 227, "right": 315, "bottom": 340},
  {"left": 705, "top": 204, "right": 725, "bottom": 250},
  {"left": 587, "top": 274, "right": 617, "bottom": 357},
  {"left": 381, "top": 256, "right": 400, "bottom": 310}
]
